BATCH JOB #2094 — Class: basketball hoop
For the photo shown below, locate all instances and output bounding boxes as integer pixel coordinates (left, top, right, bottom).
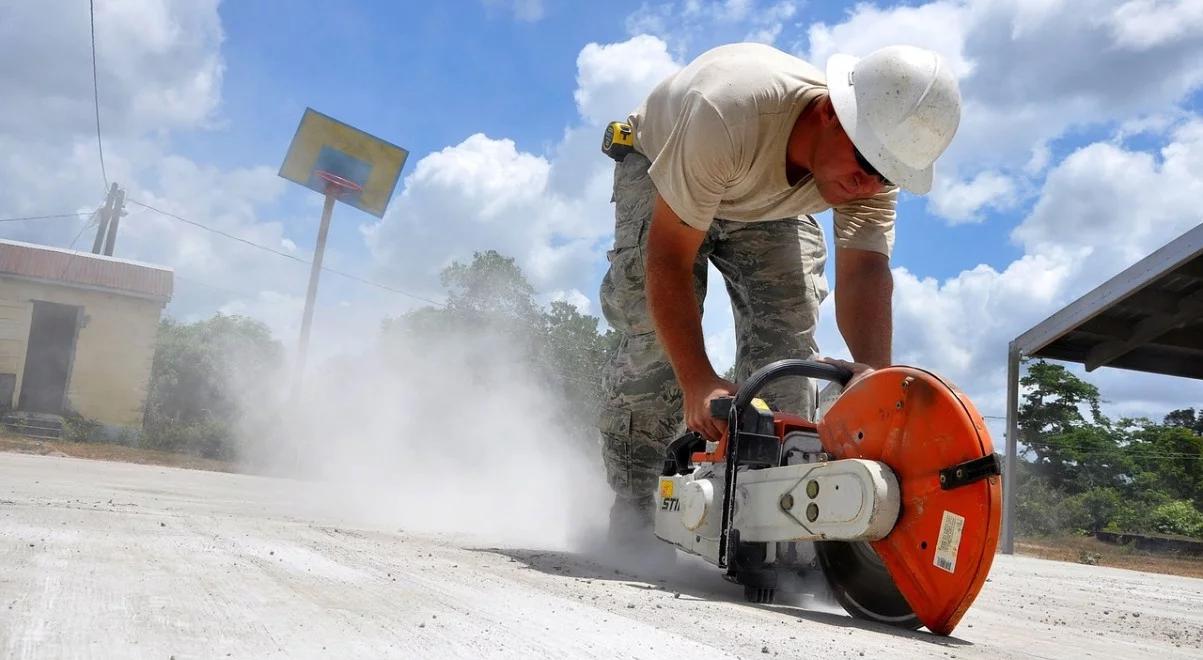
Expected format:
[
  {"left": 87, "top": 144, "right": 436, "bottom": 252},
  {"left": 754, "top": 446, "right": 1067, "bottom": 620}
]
[{"left": 314, "top": 170, "right": 363, "bottom": 197}]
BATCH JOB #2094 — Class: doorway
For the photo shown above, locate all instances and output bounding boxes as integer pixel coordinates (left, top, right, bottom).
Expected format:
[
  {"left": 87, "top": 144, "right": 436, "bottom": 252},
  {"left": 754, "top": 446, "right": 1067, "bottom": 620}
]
[{"left": 18, "top": 301, "right": 81, "bottom": 414}]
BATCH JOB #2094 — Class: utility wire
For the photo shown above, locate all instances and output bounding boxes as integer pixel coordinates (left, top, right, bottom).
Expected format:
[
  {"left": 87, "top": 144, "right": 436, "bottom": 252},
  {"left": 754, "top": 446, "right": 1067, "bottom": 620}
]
[
  {"left": 0, "top": 212, "right": 94, "bottom": 223},
  {"left": 127, "top": 199, "right": 302, "bottom": 263},
  {"left": 125, "top": 198, "right": 445, "bottom": 306},
  {"left": 89, "top": 0, "right": 108, "bottom": 189},
  {"left": 56, "top": 208, "right": 102, "bottom": 279}
]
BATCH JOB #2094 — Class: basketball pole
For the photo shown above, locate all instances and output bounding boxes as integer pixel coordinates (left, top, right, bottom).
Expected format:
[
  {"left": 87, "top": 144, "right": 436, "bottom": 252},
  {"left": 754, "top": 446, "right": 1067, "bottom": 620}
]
[{"left": 293, "top": 185, "right": 338, "bottom": 395}]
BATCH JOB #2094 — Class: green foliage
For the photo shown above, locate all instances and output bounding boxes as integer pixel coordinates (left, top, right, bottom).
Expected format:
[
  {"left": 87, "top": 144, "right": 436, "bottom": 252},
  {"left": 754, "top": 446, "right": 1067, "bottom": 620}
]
[
  {"left": 1016, "top": 360, "right": 1203, "bottom": 540},
  {"left": 60, "top": 412, "right": 102, "bottom": 444},
  {"left": 1164, "top": 408, "right": 1203, "bottom": 434},
  {"left": 1147, "top": 500, "right": 1203, "bottom": 538},
  {"left": 1065, "top": 487, "right": 1123, "bottom": 533},
  {"left": 142, "top": 314, "right": 284, "bottom": 460},
  {"left": 383, "top": 250, "right": 616, "bottom": 429}
]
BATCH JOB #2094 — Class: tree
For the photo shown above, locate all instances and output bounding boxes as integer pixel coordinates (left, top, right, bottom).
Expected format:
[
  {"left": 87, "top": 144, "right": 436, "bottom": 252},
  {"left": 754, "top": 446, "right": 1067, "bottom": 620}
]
[
  {"left": 383, "top": 251, "right": 616, "bottom": 430},
  {"left": 1123, "top": 419, "right": 1203, "bottom": 510},
  {"left": 1016, "top": 360, "right": 1203, "bottom": 539},
  {"left": 143, "top": 314, "right": 283, "bottom": 460},
  {"left": 1165, "top": 408, "right": 1203, "bottom": 435},
  {"left": 1018, "top": 360, "right": 1126, "bottom": 490}
]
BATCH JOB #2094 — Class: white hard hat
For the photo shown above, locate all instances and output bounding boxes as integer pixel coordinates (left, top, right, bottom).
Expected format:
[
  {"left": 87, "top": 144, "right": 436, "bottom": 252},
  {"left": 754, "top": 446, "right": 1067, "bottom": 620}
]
[{"left": 826, "top": 45, "right": 961, "bottom": 195}]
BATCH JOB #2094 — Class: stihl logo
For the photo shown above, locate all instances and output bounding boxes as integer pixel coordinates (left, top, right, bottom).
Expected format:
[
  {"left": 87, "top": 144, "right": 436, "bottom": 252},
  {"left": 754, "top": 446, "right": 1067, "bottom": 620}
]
[{"left": 661, "top": 497, "right": 680, "bottom": 512}]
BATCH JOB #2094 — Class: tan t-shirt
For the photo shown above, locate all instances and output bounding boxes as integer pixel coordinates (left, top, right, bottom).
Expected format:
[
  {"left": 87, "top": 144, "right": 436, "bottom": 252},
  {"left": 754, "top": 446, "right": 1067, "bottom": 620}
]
[{"left": 628, "top": 43, "right": 897, "bottom": 256}]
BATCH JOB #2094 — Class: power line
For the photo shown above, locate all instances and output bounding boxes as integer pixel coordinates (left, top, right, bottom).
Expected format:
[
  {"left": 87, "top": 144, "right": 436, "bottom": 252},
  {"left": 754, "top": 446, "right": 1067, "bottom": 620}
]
[
  {"left": 88, "top": 0, "right": 108, "bottom": 189},
  {"left": 125, "top": 198, "right": 445, "bottom": 306},
  {"left": 56, "top": 208, "right": 101, "bottom": 279},
  {"left": 127, "top": 199, "right": 302, "bottom": 263},
  {"left": 0, "top": 212, "right": 94, "bottom": 223}
]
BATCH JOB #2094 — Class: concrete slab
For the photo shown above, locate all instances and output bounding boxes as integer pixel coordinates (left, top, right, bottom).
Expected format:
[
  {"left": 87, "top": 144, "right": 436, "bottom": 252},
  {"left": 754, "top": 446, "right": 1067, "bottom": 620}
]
[{"left": 1, "top": 453, "right": 1201, "bottom": 658}]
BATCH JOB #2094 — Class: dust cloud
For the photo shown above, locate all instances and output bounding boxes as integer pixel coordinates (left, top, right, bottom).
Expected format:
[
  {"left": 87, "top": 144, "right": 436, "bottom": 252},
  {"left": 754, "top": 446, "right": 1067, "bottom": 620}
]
[
  {"left": 253, "top": 325, "right": 614, "bottom": 552},
  {"left": 238, "top": 323, "right": 840, "bottom": 612}
]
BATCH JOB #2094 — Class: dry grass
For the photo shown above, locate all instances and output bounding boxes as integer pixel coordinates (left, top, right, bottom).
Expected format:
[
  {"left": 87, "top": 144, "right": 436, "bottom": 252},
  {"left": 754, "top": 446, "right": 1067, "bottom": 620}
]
[
  {"left": 1018, "top": 534, "right": 1203, "bottom": 579},
  {"left": 0, "top": 432, "right": 238, "bottom": 473}
]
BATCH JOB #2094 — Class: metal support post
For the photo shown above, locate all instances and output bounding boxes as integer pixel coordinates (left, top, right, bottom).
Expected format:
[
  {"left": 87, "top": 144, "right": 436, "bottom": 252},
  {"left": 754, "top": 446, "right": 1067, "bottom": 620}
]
[
  {"left": 1001, "top": 344, "right": 1021, "bottom": 554},
  {"left": 293, "top": 188, "right": 337, "bottom": 391}
]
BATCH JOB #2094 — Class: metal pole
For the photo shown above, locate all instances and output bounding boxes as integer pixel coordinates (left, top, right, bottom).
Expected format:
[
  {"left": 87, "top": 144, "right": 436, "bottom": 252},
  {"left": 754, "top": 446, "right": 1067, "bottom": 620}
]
[
  {"left": 91, "top": 182, "right": 117, "bottom": 254},
  {"left": 102, "top": 186, "right": 125, "bottom": 256},
  {"left": 293, "top": 188, "right": 337, "bottom": 390},
  {"left": 1002, "top": 344, "right": 1021, "bottom": 554}
]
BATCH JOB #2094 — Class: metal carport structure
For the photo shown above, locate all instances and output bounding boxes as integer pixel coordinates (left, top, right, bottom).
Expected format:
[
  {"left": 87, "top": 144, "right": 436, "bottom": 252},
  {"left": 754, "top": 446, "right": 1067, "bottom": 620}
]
[{"left": 1001, "top": 223, "right": 1203, "bottom": 553}]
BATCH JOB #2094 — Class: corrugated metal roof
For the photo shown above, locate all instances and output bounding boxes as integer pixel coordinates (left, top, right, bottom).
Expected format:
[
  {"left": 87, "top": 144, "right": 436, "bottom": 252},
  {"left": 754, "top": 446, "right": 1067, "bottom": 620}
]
[
  {"left": 0, "top": 239, "right": 173, "bottom": 301},
  {"left": 1012, "top": 223, "right": 1203, "bottom": 379}
]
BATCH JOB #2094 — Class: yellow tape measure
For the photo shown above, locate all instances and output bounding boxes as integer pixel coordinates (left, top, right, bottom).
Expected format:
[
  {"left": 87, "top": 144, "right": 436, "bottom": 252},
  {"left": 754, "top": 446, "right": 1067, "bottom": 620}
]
[{"left": 601, "top": 121, "right": 634, "bottom": 161}]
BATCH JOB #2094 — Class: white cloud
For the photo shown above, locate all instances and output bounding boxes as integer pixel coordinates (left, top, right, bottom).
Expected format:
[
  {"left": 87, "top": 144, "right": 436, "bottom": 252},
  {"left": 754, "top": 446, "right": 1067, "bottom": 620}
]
[
  {"left": 362, "top": 133, "right": 597, "bottom": 295},
  {"left": 546, "top": 289, "right": 593, "bottom": 315},
  {"left": 574, "top": 36, "right": 681, "bottom": 125},
  {"left": 1108, "top": 0, "right": 1203, "bottom": 49},
  {"left": 366, "top": 36, "right": 681, "bottom": 309},
  {"left": 0, "top": 0, "right": 223, "bottom": 141},
  {"left": 929, "top": 170, "right": 1017, "bottom": 223},
  {"left": 888, "top": 118, "right": 1203, "bottom": 420}
]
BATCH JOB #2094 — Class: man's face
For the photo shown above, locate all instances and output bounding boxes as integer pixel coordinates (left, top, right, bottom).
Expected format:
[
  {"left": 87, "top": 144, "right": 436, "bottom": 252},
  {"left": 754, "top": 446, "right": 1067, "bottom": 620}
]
[{"left": 812, "top": 117, "right": 891, "bottom": 205}]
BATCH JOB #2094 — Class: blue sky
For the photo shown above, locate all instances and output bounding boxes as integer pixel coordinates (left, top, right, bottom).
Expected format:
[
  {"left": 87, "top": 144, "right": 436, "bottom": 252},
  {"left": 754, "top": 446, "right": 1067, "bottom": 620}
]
[{"left": 1, "top": 0, "right": 1201, "bottom": 422}]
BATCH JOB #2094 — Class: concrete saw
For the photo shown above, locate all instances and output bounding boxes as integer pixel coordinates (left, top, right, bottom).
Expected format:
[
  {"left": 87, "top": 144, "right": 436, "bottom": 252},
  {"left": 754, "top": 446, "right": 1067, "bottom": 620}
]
[{"left": 653, "top": 360, "right": 1002, "bottom": 635}]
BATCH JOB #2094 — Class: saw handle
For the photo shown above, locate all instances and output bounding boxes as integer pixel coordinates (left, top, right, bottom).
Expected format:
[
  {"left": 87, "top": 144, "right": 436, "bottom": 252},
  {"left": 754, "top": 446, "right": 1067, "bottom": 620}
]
[{"left": 733, "top": 359, "right": 853, "bottom": 408}]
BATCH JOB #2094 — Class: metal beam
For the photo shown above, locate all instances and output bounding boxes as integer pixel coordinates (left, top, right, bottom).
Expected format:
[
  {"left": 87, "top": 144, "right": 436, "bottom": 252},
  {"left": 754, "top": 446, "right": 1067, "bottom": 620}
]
[
  {"left": 1001, "top": 344, "right": 1020, "bottom": 555},
  {"left": 1076, "top": 324, "right": 1203, "bottom": 351},
  {"left": 1085, "top": 288, "right": 1203, "bottom": 371},
  {"left": 1012, "top": 223, "right": 1203, "bottom": 357}
]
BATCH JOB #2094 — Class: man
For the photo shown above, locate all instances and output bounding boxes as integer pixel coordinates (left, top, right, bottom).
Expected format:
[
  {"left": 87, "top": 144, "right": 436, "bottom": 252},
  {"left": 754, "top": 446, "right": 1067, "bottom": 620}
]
[{"left": 597, "top": 43, "right": 962, "bottom": 541}]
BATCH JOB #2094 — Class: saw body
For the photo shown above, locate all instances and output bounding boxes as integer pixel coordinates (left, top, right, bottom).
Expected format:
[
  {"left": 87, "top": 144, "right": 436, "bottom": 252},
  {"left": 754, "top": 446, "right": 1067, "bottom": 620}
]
[{"left": 652, "top": 360, "right": 1001, "bottom": 635}]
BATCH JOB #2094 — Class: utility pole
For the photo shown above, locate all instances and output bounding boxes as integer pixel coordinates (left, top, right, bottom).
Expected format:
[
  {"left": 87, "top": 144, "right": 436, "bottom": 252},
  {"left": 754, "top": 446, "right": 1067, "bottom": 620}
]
[
  {"left": 91, "top": 182, "right": 118, "bottom": 254},
  {"left": 101, "top": 185, "right": 126, "bottom": 256}
]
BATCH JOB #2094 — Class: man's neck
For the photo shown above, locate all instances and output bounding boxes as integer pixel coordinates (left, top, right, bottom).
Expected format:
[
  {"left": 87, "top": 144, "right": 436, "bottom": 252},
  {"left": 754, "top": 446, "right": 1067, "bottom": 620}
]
[{"left": 786, "top": 96, "right": 824, "bottom": 184}]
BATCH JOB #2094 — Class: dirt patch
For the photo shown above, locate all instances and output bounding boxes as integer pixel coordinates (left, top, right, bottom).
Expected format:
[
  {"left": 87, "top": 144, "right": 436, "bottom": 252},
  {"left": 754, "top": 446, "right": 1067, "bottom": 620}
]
[
  {"left": 0, "top": 432, "right": 239, "bottom": 473},
  {"left": 1017, "top": 534, "right": 1203, "bottom": 579}
]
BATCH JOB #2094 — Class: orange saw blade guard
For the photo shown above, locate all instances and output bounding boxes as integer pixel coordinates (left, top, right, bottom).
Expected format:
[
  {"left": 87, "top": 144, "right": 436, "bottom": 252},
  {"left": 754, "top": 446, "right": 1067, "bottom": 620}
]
[{"left": 818, "top": 366, "right": 1002, "bottom": 635}]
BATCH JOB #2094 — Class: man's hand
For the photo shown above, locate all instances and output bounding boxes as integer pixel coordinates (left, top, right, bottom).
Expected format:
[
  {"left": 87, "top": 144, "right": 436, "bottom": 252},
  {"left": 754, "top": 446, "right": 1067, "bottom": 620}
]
[{"left": 683, "top": 377, "right": 737, "bottom": 442}]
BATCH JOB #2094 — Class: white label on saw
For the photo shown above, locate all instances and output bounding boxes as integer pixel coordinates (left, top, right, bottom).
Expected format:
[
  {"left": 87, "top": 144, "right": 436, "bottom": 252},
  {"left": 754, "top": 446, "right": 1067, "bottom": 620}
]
[{"left": 934, "top": 510, "right": 965, "bottom": 574}]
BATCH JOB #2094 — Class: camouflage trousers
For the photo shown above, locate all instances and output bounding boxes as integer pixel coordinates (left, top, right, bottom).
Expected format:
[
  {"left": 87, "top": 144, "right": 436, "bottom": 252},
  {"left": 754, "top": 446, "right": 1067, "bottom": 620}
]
[{"left": 598, "top": 152, "right": 830, "bottom": 522}]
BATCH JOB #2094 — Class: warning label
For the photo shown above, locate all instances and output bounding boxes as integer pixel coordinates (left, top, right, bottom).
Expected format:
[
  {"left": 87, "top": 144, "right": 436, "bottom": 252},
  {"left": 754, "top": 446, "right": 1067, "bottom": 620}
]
[
  {"left": 659, "top": 479, "right": 674, "bottom": 499},
  {"left": 934, "top": 510, "right": 965, "bottom": 574}
]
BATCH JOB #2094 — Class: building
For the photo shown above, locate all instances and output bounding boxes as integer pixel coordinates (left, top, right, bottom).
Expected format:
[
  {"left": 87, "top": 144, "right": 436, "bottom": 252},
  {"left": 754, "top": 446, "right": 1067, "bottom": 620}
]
[{"left": 0, "top": 239, "right": 173, "bottom": 438}]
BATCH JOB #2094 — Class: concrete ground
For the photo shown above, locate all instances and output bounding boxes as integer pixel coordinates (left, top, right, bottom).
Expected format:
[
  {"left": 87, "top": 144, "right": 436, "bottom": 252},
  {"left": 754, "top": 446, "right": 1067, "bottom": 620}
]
[{"left": 2, "top": 452, "right": 1201, "bottom": 659}]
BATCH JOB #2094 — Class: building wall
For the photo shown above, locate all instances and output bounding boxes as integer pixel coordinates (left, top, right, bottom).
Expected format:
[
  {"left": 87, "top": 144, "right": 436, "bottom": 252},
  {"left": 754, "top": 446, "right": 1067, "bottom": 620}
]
[{"left": 0, "top": 276, "right": 164, "bottom": 430}]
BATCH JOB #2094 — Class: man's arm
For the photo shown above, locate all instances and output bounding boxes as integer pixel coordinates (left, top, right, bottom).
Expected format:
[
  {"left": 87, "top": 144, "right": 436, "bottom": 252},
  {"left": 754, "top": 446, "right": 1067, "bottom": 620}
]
[
  {"left": 834, "top": 246, "right": 893, "bottom": 369},
  {"left": 645, "top": 194, "right": 734, "bottom": 442}
]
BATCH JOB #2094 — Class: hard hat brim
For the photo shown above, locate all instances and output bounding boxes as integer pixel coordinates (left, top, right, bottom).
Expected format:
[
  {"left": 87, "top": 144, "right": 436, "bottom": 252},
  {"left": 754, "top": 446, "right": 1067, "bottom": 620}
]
[{"left": 826, "top": 53, "right": 934, "bottom": 195}]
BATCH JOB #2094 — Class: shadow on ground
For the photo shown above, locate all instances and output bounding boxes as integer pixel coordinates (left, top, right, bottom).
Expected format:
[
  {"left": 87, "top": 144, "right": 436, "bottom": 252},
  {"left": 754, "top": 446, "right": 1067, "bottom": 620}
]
[{"left": 474, "top": 545, "right": 973, "bottom": 649}]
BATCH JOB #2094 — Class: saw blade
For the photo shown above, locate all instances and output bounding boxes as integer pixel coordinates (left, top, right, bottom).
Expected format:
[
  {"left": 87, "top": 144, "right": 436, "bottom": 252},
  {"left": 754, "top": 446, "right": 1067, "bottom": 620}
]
[{"left": 815, "top": 540, "right": 921, "bottom": 629}]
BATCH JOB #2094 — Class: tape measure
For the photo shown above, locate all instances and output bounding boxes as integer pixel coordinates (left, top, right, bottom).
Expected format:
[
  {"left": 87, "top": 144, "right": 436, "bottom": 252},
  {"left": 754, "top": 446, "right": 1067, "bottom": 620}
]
[{"left": 601, "top": 121, "right": 634, "bottom": 161}]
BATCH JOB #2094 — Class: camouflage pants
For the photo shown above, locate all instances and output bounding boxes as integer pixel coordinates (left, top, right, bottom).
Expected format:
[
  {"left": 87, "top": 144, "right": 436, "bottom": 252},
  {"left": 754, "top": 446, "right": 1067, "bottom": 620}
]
[{"left": 598, "top": 152, "right": 829, "bottom": 521}]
